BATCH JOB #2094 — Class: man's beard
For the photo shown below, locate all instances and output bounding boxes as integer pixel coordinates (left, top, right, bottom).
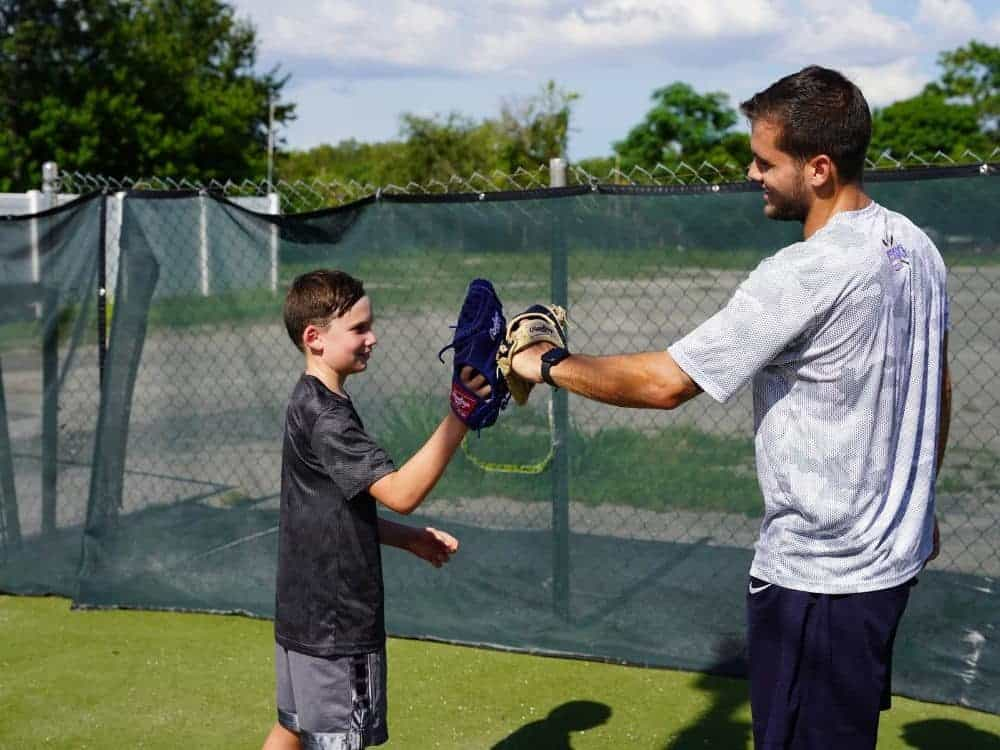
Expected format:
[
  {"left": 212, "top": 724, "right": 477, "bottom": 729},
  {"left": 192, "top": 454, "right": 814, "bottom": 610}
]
[{"left": 764, "top": 178, "right": 809, "bottom": 222}]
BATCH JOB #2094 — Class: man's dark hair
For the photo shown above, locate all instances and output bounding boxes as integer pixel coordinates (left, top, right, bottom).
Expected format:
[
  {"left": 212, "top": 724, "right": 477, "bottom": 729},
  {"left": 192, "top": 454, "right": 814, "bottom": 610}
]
[
  {"left": 284, "top": 269, "right": 365, "bottom": 352},
  {"left": 740, "top": 66, "right": 871, "bottom": 183}
]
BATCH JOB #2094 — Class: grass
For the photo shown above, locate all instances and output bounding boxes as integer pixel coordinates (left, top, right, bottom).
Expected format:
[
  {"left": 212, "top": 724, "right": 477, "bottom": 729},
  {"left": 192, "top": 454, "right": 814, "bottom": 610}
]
[
  {"left": 2, "top": 248, "right": 993, "bottom": 347},
  {"left": 1, "top": 595, "right": 998, "bottom": 749}
]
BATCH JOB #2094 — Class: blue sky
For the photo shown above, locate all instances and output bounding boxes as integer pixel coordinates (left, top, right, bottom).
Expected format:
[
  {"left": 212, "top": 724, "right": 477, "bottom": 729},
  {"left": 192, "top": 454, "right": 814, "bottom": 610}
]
[{"left": 231, "top": 0, "right": 1000, "bottom": 160}]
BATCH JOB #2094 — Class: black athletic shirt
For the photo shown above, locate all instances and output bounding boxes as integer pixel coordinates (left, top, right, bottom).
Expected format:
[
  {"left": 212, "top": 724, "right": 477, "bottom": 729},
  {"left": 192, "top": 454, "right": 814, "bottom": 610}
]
[{"left": 274, "top": 374, "right": 395, "bottom": 656}]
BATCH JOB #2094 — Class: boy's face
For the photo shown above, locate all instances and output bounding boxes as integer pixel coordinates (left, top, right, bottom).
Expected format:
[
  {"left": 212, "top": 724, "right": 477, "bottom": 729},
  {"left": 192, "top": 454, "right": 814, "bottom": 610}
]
[{"left": 306, "top": 295, "right": 377, "bottom": 376}]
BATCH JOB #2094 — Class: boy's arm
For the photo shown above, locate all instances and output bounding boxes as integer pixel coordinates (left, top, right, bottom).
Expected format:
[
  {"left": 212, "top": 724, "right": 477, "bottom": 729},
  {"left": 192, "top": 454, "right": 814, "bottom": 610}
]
[
  {"left": 369, "top": 412, "right": 466, "bottom": 514},
  {"left": 368, "top": 366, "right": 486, "bottom": 515},
  {"left": 378, "top": 518, "right": 458, "bottom": 567}
]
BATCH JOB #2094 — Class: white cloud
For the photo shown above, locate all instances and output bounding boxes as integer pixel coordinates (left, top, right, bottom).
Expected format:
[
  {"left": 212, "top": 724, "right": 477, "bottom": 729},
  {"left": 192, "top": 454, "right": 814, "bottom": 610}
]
[
  {"left": 842, "top": 58, "right": 930, "bottom": 108},
  {"left": 238, "top": 0, "right": 788, "bottom": 75},
  {"left": 917, "top": 0, "right": 978, "bottom": 35},
  {"left": 778, "top": 0, "right": 917, "bottom": 65}
]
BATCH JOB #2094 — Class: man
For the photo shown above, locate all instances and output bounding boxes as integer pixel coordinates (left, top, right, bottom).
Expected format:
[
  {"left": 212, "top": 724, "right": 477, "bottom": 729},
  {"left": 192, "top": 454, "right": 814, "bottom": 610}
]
[{"left": 511, "top": 66, "right": 950, "bottom": 749}]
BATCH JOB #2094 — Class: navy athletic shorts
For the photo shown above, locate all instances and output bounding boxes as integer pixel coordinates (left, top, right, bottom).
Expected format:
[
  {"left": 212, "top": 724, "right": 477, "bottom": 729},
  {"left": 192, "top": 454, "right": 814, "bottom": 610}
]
[{"left": 746, "top": 575, "right": 915, "bottom": 750}]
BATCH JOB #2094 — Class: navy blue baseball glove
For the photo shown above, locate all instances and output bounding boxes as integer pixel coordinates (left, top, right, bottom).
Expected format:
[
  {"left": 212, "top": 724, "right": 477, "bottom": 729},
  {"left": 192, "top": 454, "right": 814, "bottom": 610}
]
[{"left": 438, "top": 278, "right": 510, "bottom": 430}]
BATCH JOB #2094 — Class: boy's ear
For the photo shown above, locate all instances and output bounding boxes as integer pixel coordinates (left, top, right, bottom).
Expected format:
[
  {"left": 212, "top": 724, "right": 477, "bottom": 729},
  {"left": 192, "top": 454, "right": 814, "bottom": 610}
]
[{"left": 302, "top": 324, "right": 323, "bottom": 354}]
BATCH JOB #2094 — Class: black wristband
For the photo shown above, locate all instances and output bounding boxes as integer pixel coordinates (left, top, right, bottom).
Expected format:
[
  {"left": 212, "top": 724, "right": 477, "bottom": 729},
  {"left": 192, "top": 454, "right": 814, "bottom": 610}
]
[{"left": 540, "top": 347, "right": 570, "bottom": 387}]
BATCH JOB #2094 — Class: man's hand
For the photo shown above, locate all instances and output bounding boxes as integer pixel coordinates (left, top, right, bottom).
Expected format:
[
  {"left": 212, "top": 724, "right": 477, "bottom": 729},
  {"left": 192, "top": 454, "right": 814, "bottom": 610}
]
[
  {"left": 407, "top": 526, "right": 459, "bottom": 568},
  {"left": 509, "top": 341, "right": 555, "bottom": 385}
]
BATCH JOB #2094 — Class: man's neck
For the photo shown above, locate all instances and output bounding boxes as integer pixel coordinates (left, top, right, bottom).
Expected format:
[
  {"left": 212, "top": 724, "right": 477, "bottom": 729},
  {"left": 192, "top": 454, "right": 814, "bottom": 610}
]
[{"left": 803, "top": 182, "right": 872, "bottom": 240}]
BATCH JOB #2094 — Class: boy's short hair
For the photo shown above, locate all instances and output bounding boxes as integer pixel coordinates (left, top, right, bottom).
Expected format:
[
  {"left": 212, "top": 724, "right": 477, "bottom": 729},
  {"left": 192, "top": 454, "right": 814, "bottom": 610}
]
[
  {"left": 284, "top": 269, "right": 366, "bottom": 352},
  {"left": 740, "top": 66, "right": 872, "bottom": 183}
]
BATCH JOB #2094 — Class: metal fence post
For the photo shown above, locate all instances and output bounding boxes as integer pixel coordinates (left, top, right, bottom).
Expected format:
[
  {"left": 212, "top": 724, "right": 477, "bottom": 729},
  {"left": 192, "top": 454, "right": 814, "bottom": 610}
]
[
  {"left": 550, "top": 158, "right": 570, "bottom": 620},
  {"left": 39, "top": 163, "right": 59, "bottom": 536},
  {"left": 269, "top": 192, "right": 280, "bottom": 292}
]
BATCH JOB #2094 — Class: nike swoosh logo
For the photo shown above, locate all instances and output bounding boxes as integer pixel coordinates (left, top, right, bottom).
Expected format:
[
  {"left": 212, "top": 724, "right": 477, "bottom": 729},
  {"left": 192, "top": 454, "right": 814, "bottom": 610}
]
[{"left": 749, "top": 582, "right": 773, "bottom": 595}]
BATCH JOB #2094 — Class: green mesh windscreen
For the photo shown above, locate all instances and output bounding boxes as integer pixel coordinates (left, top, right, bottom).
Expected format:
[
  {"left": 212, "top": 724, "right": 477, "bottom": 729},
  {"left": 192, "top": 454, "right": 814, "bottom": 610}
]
[
  {"left": 0, "top": 193, "right": 104, "bottom": 595},
  {"left": 3, "top": 169, "right": 998, "bottom": 714}
]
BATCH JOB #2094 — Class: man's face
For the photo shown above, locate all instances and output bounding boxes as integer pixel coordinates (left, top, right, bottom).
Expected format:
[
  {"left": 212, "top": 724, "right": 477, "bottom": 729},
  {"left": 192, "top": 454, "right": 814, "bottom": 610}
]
[
  {"left": 747, "top": 119, "right": 810, "bottom": 222},
  {"left": 314, "top": 295, "right": 377, "bottom": 375}
]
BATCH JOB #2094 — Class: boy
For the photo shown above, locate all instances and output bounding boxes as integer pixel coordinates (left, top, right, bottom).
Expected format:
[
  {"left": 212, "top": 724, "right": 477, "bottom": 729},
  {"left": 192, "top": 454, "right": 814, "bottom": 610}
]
[{"left": 263, "top": 269, "right": 489, "bottom": 750}]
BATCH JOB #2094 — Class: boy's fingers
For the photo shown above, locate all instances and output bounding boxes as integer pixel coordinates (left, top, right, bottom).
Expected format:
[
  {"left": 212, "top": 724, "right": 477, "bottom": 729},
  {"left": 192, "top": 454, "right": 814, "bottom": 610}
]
[
  {"left": 459, "top": 367, "right": 491, "bottom": 398},
  {"left": 428, "top": 527, "right": 459, "bottom": 553}
]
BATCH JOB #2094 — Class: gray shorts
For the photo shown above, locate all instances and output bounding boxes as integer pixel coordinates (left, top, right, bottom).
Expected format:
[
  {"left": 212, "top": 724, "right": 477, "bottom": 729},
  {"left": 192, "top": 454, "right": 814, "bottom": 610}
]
[{"left": 275, "top": 643, "right": 388, "bottom": 749}]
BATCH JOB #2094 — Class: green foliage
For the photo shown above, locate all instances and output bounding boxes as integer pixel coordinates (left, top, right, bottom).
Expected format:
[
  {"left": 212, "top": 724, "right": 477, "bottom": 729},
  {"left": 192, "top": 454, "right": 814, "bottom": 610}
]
[
  {"left": 613, "top": 82, "right": 749, "bottom": 170},
  {"left": 279, "top": 138, "right": 408, "bottom": 186},
  {"left": 870, "top": 92, "right": 990, "bottom": 158},
  {"left": 277, "top": 80, "right": 577, "bottom": 185},
  {"left": 935, "top": 40, "right": 999, "bottom": 137},
  {"left": 376, "top": 393, "right": 761, "bottom": 515},
  {"left": 0, "top": 0, "right": 294, "bottom": 191},
  {"left": 498, "top": 79, "right": 579, "bottom": 168},
  {"left": 870, "top": 41, "right": 999, "bottom": 160}
]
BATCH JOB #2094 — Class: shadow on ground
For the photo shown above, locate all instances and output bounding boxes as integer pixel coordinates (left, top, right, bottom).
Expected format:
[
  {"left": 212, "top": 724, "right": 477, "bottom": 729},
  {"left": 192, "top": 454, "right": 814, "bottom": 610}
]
[
  {"left": 490, "top": 700, "right": 612, "bottom": 750},
  {"left": 663, "top": 636, "right": 751, "bottom": 750},
  {"left": 901, "top": 719, "right": 1000, "bottom": 749}
]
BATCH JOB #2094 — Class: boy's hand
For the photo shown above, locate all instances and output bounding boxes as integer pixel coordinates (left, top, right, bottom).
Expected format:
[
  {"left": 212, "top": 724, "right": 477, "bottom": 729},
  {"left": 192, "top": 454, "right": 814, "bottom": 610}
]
[
  {"left": 460, "top": 366, "right": 491, "bottom": 399},
  {"left": 407, "top": 526, "right": 459, "bottom": 567}
]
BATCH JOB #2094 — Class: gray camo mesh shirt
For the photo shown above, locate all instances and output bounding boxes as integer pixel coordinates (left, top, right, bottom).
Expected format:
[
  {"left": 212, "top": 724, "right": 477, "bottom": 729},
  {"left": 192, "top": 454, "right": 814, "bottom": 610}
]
[{"left": 669, "top": 201, "right": 949, "bottom": 594}]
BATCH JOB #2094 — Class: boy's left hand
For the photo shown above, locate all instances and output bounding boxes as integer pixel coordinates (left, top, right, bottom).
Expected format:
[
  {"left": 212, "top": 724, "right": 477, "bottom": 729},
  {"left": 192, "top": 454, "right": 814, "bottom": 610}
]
[{"left": 408, "top": 526, "right": 459, "bottom": 567}]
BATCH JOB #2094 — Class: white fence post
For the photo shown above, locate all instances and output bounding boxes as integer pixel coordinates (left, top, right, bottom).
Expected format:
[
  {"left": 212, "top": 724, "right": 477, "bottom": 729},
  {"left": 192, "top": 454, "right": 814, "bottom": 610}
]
[{"left": 269, "top": 192, "right": 280, "bottom": 292}]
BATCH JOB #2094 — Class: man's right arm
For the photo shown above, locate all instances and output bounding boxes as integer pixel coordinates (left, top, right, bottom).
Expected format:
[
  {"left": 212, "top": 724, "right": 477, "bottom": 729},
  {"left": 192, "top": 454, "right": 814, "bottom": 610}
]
[{"left": 511, "top": 346, "right": 702, "bottom": 410}]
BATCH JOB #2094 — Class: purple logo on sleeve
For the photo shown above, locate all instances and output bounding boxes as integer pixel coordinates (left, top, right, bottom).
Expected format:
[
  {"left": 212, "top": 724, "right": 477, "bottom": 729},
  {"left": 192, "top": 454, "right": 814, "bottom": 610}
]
[{"left": 883, "top": 234, "right": 909, "bottom": 271}]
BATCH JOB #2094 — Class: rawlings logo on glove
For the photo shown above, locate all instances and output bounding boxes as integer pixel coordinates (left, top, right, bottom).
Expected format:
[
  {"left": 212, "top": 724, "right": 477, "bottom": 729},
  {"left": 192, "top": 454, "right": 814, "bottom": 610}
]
[
  {"left": 497, "top": 304, "right": 568, "bottom": 405},
  {"left": 438, "top": 279, "right": 511, "bottom": 430}
]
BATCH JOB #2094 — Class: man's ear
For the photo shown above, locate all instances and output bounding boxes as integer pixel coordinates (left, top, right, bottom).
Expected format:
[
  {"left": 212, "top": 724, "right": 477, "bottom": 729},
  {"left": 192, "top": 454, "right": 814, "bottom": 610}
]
[{"left": 805, "top": 154, "right": 835, "bottom": 189}]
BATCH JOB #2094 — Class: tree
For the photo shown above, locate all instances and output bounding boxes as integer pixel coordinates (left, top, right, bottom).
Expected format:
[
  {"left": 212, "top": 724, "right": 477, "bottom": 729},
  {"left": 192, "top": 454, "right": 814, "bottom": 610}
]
[
  {"left": 278, "top": 81, "right": 579, "bottom": 185},
  {"left": 613, "top": 82, "right": 749, "bottom": 170},
  {"left": 498, "top": 80, "right": 579, "bottom": 168},
  {"left": 870, "top": 93, "right": 989, "bottom": 159},
  {"left": 0, "top": 0, "right": 294, "bottom": 191},
  {"left": 870, "top": 41, "right": 999, "bottom": 159},
  {"left": 398, "top": 112, "right": 506, "bottom": 184},
  {"left": 934, "top": 40, "right": 999, "bottom": 137}
]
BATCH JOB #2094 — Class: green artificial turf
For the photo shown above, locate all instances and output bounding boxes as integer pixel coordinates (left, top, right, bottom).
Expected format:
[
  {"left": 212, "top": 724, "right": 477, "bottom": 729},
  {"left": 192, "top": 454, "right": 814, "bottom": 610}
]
[{"left": 1, "top": 595, "right": 998, "bottom": 749}]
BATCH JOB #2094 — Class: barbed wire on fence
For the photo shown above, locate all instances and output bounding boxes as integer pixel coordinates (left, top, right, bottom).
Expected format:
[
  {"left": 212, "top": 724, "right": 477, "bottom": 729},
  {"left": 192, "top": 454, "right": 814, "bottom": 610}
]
[{"left": 52, "top": 147, "right": 1000, "bottom": 215}]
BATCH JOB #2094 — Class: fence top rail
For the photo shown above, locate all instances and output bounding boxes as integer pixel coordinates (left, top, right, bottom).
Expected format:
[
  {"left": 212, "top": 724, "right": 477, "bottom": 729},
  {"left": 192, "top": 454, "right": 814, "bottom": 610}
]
[{"left": 24, "top": 161, "right": 992, "bottom": 221}]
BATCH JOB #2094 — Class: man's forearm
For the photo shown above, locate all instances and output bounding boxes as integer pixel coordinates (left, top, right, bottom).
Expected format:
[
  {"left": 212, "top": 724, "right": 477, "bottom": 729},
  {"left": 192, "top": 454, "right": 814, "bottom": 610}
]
[{"left": 548, "top": 351, "right": 702, "bottom": 410}]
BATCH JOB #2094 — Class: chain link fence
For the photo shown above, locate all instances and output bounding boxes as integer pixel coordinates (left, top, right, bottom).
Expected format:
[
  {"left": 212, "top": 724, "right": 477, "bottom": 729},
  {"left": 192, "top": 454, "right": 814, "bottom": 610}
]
[
  {"left": 49, "top": 147, "right": 1000, "bottom": 212},
  {"left": 2, "top": 156, "right": 998, "bottom": 713}
]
